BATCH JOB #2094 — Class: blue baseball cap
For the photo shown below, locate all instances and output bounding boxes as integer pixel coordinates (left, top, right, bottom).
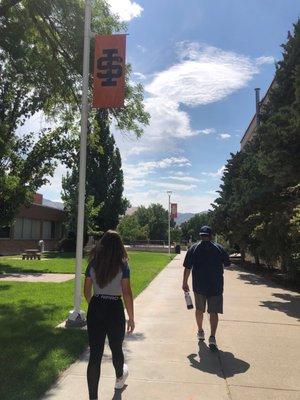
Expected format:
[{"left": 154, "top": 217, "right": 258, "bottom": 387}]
[{"left": 199, "top": 226, "right": 213, "bottom": 236}]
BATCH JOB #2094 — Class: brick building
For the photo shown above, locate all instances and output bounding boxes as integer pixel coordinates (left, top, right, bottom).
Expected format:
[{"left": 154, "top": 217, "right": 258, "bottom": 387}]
[{"left": 0, "top": 193, "right": 65, "bottom": 255}]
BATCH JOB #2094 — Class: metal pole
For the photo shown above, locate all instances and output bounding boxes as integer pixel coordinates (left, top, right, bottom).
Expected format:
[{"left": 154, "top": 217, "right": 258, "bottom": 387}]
[
  {"left": 167, "top": 191, "right": 172, "bottom": 255},
  {"left": 67, "top": 0, "right": 91, "bottom": 327}
]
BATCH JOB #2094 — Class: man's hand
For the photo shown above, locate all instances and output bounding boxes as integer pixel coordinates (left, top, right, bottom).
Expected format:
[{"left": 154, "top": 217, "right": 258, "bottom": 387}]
[{"left": 182, "top": 282, "right": 189, "bottom": 292}]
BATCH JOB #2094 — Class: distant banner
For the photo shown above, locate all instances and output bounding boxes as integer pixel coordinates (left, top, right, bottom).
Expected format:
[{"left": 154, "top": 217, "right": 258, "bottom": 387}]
[
  {"left": 171, "top": 203, "right": 178, "bottom": 219},
  {"left": 93, "top": 34, "right": 126, "bottom": 108}
]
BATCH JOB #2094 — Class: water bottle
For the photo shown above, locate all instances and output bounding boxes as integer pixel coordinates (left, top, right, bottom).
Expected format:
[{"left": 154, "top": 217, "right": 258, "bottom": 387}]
[{"left": 184, "top": 292, "right": 194, "bottom": 309}]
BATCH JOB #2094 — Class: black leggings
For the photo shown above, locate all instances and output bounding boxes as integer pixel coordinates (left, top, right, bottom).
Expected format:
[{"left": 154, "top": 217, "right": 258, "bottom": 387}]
[{"left": 87, "top": 296, "right": 125, "bottom": 400}]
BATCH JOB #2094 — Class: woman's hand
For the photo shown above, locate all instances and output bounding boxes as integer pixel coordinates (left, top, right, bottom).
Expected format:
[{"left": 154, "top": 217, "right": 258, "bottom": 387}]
[{"left": 127, "top": 318, "right": 135, "bottom": 334}]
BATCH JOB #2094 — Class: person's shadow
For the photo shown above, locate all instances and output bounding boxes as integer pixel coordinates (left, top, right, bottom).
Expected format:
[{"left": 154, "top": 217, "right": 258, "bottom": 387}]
[{"left": 188, "top": 342, "right": 250, "bottom": 378}]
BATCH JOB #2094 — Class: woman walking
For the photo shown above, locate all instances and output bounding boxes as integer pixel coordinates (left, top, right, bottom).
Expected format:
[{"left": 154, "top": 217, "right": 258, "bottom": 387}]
[{"left": 84, "top": 230, "right": 135, "bottom": 400}]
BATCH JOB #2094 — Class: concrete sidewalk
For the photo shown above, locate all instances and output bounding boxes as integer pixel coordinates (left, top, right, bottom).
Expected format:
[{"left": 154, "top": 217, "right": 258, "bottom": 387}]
[{"left": 43, "top": 253, "right": 300, "bottom": 400}]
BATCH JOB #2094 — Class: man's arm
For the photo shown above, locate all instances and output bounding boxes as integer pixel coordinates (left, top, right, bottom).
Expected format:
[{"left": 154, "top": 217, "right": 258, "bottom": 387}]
[
  {"left": 182, "top": 268, "right": 191, "bottom": 292},
  {"left": 221, "top": 247, "right": 231, "bottom": 267},
  {"left": 182, "top": 248, "right": 193, "bottom": 292}
]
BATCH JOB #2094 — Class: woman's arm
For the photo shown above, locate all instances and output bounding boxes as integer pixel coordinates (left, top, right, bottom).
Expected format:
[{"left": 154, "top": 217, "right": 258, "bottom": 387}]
[
  {"left": 121, "top": 278, "right": 135, "bottom": 333},
  {"left": 84, "top": 277, "right": 93, "bottom": 304}
]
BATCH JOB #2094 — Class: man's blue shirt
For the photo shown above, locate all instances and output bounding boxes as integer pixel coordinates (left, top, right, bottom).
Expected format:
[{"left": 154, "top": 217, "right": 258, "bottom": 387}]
[{"left": 183, "top": 241, "right": 230, "bottom": 296}]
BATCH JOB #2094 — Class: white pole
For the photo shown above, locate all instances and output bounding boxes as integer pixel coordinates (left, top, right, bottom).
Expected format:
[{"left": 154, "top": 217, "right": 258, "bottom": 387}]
[
  {"left": 67, "top": 0, "right": 91, "bottom": 327},
  {"left": 167, "top": 191, "right": 172, "bottom": 256}
]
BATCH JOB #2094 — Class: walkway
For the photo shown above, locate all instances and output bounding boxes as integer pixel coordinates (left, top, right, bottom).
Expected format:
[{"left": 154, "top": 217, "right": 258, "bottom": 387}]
[
  {"left": 43, "top": 253, "right": 300, "bottom": 399},
  {"left": 0, "top": 273, "right": 75, "bottom": 282}
]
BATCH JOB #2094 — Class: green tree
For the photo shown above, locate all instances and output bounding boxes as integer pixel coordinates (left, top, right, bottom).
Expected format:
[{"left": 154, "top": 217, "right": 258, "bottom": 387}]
[
  {"left": 117, "top": 214, "right": 149, "bottom": 243},
  {"left": 0, "top": 0, "right": 149, "bottom": 226},
  {"left": 62, "top": 109, "right": 131, "bottom": 234},
  {"left": 185, "top": 212, "right": 212, "bottom": 242},
  {"left": 135, "top": 204, "right": 168, "bottom": 241},
  {"left": 211, "top": 20, "right": 300, "bottom": 275}
]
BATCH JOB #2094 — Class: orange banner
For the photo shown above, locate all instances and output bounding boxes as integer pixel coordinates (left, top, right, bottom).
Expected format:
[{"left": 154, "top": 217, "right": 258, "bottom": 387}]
[
  {"left": 171, "top": 203, "right": 178, "bottom": 219},
  {"left": 93, "top": 34, "right": 126, "bottom": 108}
]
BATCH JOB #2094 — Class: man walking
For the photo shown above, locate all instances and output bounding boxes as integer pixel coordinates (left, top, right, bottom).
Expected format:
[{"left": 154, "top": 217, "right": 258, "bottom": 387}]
[{"left": 182, "top": 226, "right": 230, "bottom": 350}]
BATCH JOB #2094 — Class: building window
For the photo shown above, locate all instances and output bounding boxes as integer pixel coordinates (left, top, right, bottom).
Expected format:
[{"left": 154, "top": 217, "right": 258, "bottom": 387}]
[
  {"left": 23, "top": 218, "right": 32, "bottom": 239},
  {"left": 32, "top": 220, "right": 41, "bottom": 239},
  {"left": 14, "top": 218, "right": 23, "bottom": 239},
  {"left": 12, "top": 218, "right": 60, "bottom": 240},
  {"left": 0, "top": 226, "right": 10, "bottom": 238},
  {"left": 42, "top": 221, "right": 52, "bottom": 240}
]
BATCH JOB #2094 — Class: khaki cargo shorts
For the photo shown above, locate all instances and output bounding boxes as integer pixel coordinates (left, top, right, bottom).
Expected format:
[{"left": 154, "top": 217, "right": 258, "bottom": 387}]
[{"left": 194, "top": 293, "right": 223, "bottom": 314}]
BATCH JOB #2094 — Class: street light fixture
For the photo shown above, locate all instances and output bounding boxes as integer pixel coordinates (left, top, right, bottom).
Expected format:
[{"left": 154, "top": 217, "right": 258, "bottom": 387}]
[{"left": 167, "top": 191, "right": 172, "bottom": 256}]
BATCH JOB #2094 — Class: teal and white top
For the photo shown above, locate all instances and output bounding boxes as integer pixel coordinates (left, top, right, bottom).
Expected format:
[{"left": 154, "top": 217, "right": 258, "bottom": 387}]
[{"left": 85, "top": 260, "right": 130, "bottom": 296}]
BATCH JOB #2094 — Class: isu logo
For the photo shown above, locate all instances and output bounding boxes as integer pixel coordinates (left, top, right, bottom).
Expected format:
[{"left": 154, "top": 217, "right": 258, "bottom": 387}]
[{"left": 97, "top": 48, "right": 123, "bottom": 87}]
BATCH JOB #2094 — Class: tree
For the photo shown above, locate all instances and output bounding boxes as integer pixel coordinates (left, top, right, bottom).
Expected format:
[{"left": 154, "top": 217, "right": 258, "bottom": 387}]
[
  {"left": 185, "top": 212, "right": 212, "bottom": 241},
  {"left": 117, "top": 214, "right": 149, "bottom": 243},
  {"left": 62, "top": 109, "right": 130, "bottom": 235},
  {"left": 0, "top": 0, "right": 149, "bottom": 226},
  {"left": 211, "top": 20, "right": 300, "bottom": 275},
  {"left": 135, "top": 204, "right": 169, "bottom": 241}
]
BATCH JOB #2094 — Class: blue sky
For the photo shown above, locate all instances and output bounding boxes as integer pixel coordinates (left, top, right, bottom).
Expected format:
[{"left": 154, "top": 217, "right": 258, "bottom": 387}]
[{"left": 38, "top": 0, "right": 300, "bottom": 213}]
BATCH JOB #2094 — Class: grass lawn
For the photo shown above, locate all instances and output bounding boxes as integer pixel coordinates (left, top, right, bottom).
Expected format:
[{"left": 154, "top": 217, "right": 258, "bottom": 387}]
[
  {"left": 0, "top": 251, "right": 172, "bottom": 277},
  {"left": 0, "top": 251, "right": 173, "bottom": 400}
]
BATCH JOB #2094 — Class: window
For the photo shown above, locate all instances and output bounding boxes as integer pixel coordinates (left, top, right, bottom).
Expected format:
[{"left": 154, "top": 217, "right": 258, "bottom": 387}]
[
  {"left": 51, "top": 221, "right": 55, "bottom": 239},
  {"left": 0, "top": 226, "right": 10, "bottom": 238},
  {"left": 14, "top": 218, "right": 23, "bottom": 239},
  {"left": 42, "top": 221, "right": 52, "bottom": 240},
  {"left": 12, "top": 218, "right": 59, "bottom": 240},
  {"left": 32, "top": 220, "right": 41, "bottom": 239}
]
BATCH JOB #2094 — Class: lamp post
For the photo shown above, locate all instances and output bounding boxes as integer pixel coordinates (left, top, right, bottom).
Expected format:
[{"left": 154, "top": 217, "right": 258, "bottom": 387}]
[
  {"left": 167, "top": 191, "right": 172, "bottom": 256},
  {"left": 66, "top": 0, "right": 91, "bottom": 327}
]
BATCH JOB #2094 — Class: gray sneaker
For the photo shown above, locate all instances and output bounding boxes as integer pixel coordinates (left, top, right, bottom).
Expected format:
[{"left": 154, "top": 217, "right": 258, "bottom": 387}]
[
  {"left": 197, "top": 329, "right": 205, "bottom": 341},
  {"left": 209, "top": 335, "right": 218, "bottom": 351}
]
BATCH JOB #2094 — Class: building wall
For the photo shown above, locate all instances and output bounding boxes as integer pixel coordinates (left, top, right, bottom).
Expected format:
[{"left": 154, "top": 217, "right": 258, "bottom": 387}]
[
  {"left": 0, "top": 194, "right": 65, "bottom": 255},
  {"left": 240, "top": 79, "right": 276, "bottom": 149},
  {"left": 0, "top": 239, "right": 60, "bottom": 256}
]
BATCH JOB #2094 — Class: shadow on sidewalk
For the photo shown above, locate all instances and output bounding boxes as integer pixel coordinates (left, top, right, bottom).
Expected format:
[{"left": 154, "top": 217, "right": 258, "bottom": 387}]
[
  {"left": 260, "top": 292, "right": 300, "bottom": 321},
  {"left": 187, "top": 342, "right": 250, "bottom": 378},
  {"left": 237, "top": 272, "right": 279, "bottom": 288}
]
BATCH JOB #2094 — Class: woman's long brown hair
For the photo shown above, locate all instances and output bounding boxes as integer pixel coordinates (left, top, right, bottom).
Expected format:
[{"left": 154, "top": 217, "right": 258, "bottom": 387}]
[{"left": 92, "top": 230, "right": 128, "bottom": 288}]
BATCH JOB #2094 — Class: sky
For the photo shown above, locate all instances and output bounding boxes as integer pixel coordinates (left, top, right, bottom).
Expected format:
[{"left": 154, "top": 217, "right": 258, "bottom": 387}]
[{"left": 35, "top": 0, "right": 300, "bottom": 213}]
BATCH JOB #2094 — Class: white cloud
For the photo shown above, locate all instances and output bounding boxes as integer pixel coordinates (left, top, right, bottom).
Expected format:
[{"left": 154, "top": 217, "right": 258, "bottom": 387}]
[
  {"left": 106, "top": 0, "right": 143, "bottom": 21},
  {"left": 162, "top": 176, "right": 202, "bottom": 183},
  {"left": 139, "top": 42, "right": 272, "bottom": 145},
  {"left": 123, "top": 156, "right": 192, "bottom": 193},
  {"left": 143, "top": 97, "right": 197, "bottom": 138},
  {"left": 137, "top": 44, "right": 147, "bottom": 53},
  {"left": 146, "top": 43, "right": 266, "bottom": 106},
  {"left": 125, "top": 190, "right": 217, "bottom": 213},
  {"left": 126, "top": 145, "right": 150, "bottom": 156},
  {"left": 154, "top": 182, "right": 197, "bottom": 191},
  {"left": 202, "top": 165, "right": 226, "bottom": 178},
  {"left": 132, "top": 72, "right": 146, "bottom": 80},
  {"left": 256, "top": 56, "right": 275, "bottom": 65},
  {"left": 219, "top": 133, "right": 231, "bottom": 140},
  {"left": 199, "top": 128, "right": 215, "bottom": 135}
]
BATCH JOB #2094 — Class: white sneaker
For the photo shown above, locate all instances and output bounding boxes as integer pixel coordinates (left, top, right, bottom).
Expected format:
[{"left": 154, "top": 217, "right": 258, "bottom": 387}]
[{"left": 115, "top": 363, "right": 129, "bottom": 389}]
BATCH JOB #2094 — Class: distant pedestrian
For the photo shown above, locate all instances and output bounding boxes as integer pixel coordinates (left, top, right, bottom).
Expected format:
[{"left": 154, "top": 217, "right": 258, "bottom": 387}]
[
  {"left": 84, "top": 230, "right": 135, "bottom": 399},
  {"left": 182, "top": 226, "right": 230, "bottom": 350}
]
